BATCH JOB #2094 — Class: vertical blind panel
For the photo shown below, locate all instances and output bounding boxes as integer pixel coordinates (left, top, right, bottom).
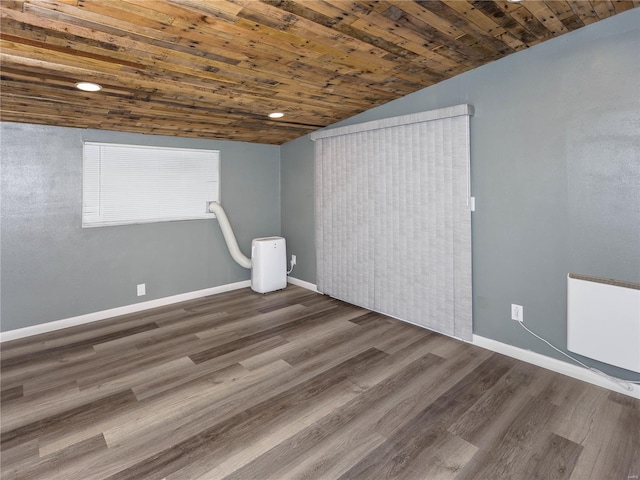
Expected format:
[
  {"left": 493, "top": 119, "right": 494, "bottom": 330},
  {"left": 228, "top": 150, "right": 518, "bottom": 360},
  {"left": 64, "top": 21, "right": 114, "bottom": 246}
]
[
  {"left": 374, "top": 120, "right": 456, "bottom": 336},
  {"left": 452, "top": 116, "right": 473, "bottom": 340},
  {"left": 316, "top": 133, "right": 375, "bottom": 309},
  {"left": 83, "top": 143, "right": 220, "bottom": 227},
  {"left": 314, "top": 106, "right": 472, "bottom": 341},
  {"left": 315, "top": 140, "right": 326, "bottom": 294}
]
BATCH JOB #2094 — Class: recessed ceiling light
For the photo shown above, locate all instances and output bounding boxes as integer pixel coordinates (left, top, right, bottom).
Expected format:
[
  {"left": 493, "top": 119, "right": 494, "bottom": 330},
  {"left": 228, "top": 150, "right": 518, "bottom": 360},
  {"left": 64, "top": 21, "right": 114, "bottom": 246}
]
[
  {"left": 75, "top": 82, "right": 102, "bottom": 92},
  {"left": 268, "top": 112, "right": 284, "bottom": 119},
  {"left": 507, "top": 0, "right": 522, "bottom": 3}
]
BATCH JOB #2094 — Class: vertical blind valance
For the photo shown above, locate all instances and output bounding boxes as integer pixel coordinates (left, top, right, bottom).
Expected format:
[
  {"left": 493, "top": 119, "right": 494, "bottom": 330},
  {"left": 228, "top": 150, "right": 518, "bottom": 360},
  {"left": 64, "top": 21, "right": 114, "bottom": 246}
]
[
  {"left": 314, "top": 104, "right": 473, "bottom": 341},
  {"left": 310, "top": 104, "right": 474, "bottom": 141}
]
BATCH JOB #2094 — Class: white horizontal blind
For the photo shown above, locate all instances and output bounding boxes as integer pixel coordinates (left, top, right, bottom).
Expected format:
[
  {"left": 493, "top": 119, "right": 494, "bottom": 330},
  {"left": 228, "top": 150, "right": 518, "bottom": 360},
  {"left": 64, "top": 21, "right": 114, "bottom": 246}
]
[{"left": 83, "top": 143, "right": 219, "bottom": 227}]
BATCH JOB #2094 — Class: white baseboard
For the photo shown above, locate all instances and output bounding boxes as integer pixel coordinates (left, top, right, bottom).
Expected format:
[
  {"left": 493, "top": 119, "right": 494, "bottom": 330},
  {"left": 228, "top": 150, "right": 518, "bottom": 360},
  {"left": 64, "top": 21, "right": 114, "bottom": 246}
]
[
  {"left": 287, "top": 276, "right": 319, "bottom": 292},
  {"left": 472, "top": 334, "right": 640, "bottom": 399},
  {"left": 0, "top": 280, "right": 251, "bottom": 343}
]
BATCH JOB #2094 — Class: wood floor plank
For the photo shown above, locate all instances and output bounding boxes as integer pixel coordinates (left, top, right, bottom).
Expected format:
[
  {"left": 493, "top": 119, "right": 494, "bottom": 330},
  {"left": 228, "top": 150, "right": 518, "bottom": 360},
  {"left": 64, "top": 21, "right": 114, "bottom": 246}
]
[
  {"left": 40, "top": 364, "right": 248, "bottom": 458},
  {"left": 40, "top": 361, "right": 293, "bottom": 479},
  {"left": 4, "top": 434, "right": 109, "bottom": 480},
  {"left": 237, "top": 317, "right": 362, "bottom": 372},
  {"left": 76, "top": 337, "right": 207, "bottom": 390},
  {"left": 105, "top": 348, "right": 390, "bottom": 480},
  {"left": 337, "top": 354, "right": 516, "bottom": 480},
  {"left": 167, "top": 348, "right": 397, "bottom": 480},
  {"left": 531, "top": 367, "right": 589, "bottom": 406},
  {"left": 280, "top": 316, "right": 396, "bottom": 368},
  {"left": 0, "top": 305, "right": 189, "bottom": 356},
  {"left": 4, "top": 333, "right": 202, "bottom": 394},
  {"left": 1, "top": 389, "right": 137, "bottom": 450},
  {"left": 192, "top": 303, "right": 311, "bottom": 341},
  {"left": 102, "top": 358, "right": 293, "bottom": 451},
  {"left": 0, "top": 346, "right": 98, "bottom": 390},
  {"left": 0, "top": 385, "right": 23, "bottom": 403},
  {"left": 546, "top": 381, "right": 610, "bottom": 445},
  {"left": 270, "top": 430, "right": 387, "bottom": 480},
  {"left": 184, "top": 417, "right": 322, "bottom": 480},
  {"left": 523, "top": 432, "right": 583, "bottom": 480},
  {"left": 91, "top": 311, "right": 230, "bottom": 353},
  {"left": 569, "top": 399, "right": 640, "bottom": 480},
  {"left": 0, "top": 439, "right": 39, "bottom": 474},
  {"left": 221, "top": 351, "right": 449, "bottom": 480},
  {"left": 131, "top": 356, "right": 248, "bottom": 401},
  {"left": 447, "top": 361, "right": 539, "bottom": 448},
  {"left": 456, "top": 394, "right": 558, "bottom": 480},
  {"left": 370, "top": 321, "right": 432, "bottom": 355},
  {"left": 1, "top": 382, "right": 83, "bottom": 431},
  {"left": 397, "top": 431, "right": 478, "bottom": 480},
  {"left": 222, "top": 333, "right": 492, "bottom": 480},
  {"left": 1, "top": 285, "right": 638, "bottom": 480},
  {"left": 373, "top": 344, "right": 490, "bottom": 440}
]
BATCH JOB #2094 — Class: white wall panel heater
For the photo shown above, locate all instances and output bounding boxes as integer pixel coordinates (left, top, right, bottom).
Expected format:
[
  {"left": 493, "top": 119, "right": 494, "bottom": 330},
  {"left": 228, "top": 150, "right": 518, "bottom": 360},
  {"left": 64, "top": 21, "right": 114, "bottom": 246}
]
[
  {"left": 251, "top": 237, "right": 287, "bottom": 294},
  {"left": 567, "top": 273, "right": 640, "bottom": 373}
]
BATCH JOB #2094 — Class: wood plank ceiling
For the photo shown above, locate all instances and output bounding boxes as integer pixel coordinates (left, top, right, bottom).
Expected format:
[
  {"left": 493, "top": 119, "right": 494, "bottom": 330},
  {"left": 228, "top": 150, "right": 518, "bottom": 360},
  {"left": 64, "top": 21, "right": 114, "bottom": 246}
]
[{"left": 1, "top": 1, "right": 637, "bottom": 145}]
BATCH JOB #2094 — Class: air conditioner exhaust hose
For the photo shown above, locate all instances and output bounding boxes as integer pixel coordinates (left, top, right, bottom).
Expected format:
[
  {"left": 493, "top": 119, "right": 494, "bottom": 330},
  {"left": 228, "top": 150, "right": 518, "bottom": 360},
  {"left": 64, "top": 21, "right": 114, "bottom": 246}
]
[{"left": 208, "top": 202, "right": 251, "bottom": 269}]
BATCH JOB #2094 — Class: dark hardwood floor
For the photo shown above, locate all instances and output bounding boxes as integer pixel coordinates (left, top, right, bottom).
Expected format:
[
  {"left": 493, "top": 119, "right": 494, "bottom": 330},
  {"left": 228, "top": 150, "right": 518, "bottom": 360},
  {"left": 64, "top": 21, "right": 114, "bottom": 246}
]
[{"left": 1, "top": 285, "right": 638, "bottom": 480}]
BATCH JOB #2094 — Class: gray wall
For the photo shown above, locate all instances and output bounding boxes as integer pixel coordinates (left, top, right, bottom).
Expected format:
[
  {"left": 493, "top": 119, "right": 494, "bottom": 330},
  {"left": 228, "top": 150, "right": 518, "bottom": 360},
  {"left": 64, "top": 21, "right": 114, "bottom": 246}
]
[
  {"left": 1, "top": 124, "right": 280, "bottom": 331},
  {"left": 281, "top": 135, "right": 316, "bottom": 284},
  {"left": 280, "top": 9, "right": 640, "bottom": 379}
]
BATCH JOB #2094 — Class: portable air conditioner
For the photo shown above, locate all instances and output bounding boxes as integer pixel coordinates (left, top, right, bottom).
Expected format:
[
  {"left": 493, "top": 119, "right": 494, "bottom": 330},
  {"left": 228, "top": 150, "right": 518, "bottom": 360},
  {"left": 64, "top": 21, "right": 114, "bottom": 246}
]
[{"left": 251, "top": 236, "right": 287, "bottom": 294}]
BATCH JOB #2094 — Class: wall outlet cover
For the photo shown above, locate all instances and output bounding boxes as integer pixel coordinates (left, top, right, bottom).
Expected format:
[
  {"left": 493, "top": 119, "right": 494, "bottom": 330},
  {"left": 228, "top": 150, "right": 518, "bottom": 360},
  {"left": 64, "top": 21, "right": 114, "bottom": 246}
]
[{"left": 511, "top": 304, "right": 523, "bottom": 322}]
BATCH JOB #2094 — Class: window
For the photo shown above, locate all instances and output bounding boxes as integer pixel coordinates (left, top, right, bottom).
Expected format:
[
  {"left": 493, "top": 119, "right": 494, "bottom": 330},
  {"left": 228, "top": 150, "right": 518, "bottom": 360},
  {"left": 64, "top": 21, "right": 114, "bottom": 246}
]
[{"left": 82, "top": 142, "right": 219, "bottom": 227}]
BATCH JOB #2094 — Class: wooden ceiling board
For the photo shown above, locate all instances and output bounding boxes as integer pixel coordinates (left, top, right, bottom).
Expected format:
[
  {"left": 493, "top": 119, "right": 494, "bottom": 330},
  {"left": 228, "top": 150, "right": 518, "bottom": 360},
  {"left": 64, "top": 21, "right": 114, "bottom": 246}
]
[{"left": 0, "top": 0, "right": 636, "bottom": 145}]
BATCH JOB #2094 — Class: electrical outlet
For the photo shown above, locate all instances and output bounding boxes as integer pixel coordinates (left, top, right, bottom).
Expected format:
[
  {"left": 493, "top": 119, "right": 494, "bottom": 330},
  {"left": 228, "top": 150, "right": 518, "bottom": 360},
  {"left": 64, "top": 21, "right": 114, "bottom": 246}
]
[
  {"left": 137, "top": 283, "right": 146, "bottom": 297},
  {"left": 291, "top": 255, "right": 297, "bottom": 266},
  {"left": 511, "top": 304, "right": 523, "bottom": 322}
]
